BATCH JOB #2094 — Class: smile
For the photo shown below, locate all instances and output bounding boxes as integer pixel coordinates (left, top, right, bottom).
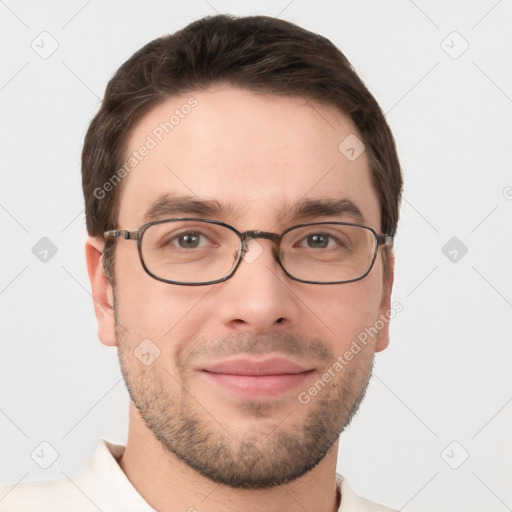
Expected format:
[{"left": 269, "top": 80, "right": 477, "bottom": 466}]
[{"left": 199, "top": 357, "right": 315, "bottom": 398}]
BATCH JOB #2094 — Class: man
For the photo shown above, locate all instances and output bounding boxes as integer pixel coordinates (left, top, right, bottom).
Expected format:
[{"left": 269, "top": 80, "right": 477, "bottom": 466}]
[{"left": 0, "top": 14, "right": 403, "bottom": 511}]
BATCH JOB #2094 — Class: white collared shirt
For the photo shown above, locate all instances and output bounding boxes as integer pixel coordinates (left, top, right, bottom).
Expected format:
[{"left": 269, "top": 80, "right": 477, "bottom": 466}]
[{"left": 0, "top": 440, "right": 398, "bottom": 511}]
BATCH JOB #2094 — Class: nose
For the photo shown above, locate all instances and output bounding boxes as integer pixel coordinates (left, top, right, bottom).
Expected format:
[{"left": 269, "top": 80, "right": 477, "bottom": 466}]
[{"left": 215, "top": 238, "right": 301, "bottom": 334}]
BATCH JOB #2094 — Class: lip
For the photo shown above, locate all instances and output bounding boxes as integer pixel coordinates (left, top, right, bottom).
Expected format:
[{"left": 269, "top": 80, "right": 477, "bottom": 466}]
[
  {"left": 203, "top": 357, "right": 311, "bottom": 376},
  {"left": 199, "top": 357, "right": 314, "bottom": 398}
]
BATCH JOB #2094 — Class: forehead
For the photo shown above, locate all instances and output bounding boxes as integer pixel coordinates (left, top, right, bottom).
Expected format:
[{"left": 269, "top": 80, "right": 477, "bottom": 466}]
[{"left": 118, "top": 85, "right": 380, "bottom": 230}]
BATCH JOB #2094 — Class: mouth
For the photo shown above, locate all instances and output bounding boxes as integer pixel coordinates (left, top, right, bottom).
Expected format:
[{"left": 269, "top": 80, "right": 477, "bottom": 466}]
[{"left": 199, "top": 357, "right": 315, "bottom": 398}]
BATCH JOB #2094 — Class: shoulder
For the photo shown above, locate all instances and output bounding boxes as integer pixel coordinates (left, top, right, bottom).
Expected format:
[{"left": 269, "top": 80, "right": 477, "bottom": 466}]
[
  {"left": 358, "top": 496, "right": 399, "bottom": 512},
  {"left": 0, "top": 440, "right": 154, "bottom": 512},
  {"left": 337, "top": 473, "right": 399, "bottom": 512},
  {"left": 0, "top": 478, "right": 96, "bottom": 512}
]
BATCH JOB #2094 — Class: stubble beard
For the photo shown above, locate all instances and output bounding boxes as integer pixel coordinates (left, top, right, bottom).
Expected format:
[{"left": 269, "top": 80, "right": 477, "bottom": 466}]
[{"left": 114, "top": 299, "right": 374, "bottom": 489}]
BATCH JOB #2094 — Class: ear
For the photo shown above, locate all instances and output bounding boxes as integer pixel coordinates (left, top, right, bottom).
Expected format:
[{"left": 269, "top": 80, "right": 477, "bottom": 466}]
[
  {"left": 85, "top": 236, "right": 117, "bottom": 347},
  {"left": 375, "top": 249, "right": 395, "bottom": 353}
]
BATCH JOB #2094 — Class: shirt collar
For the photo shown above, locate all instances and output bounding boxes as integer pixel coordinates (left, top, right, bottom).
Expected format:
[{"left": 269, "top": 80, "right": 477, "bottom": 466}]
[
  {"left": 80, "top": 439, "right": 369, "bottom": 512},
  {"left": 74, "top": 439, "right": 156, "bottom": 511}
]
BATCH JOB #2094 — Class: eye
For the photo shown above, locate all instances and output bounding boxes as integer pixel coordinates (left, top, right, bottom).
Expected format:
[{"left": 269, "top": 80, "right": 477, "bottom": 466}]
[
  {"left": 172, "top": 231, "right": 208, "bottom": 249},
  {"left": 299, "top": 233, "right": 338, "bottom": 249}
]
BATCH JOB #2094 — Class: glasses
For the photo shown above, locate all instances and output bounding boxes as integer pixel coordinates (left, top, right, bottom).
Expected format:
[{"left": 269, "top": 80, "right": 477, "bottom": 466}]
[{"left": 104, "top": 218, "right": 393, "bottom": 286}]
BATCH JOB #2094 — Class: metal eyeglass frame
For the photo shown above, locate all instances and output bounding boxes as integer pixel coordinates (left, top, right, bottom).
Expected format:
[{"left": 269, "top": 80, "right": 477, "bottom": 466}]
[{"left": 103, "top": 218, "right": 393, "bottom": 286}]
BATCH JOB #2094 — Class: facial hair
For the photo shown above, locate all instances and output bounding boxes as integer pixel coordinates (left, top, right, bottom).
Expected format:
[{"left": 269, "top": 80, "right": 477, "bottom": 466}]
[{"left": 114, "top": 294, "right": 374, "bottom": 489}]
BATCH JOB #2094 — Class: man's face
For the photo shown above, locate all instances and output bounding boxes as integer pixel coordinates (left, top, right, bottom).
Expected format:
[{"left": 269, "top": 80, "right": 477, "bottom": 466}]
[{"left": 109, "top": 85, "right": 392, "bottom": 488}]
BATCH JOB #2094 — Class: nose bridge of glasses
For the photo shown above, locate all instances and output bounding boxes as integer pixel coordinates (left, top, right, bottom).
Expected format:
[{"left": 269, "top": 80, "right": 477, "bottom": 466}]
[
  {"left": 237, "top": 230, "right": 281, "bottom": 259},
  {"left": 240, "top": 230, "right": 280, "bottom": 244}
]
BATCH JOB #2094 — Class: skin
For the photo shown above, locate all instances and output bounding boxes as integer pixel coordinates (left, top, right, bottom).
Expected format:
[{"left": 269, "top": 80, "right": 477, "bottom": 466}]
[{"left": 86, "top": 85, "right": 394, "bottom": 512}]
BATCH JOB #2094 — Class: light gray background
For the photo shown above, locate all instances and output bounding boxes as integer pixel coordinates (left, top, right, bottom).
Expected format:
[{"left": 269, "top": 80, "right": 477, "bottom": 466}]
[{"left": 1, "top": 1, "right": 511, "bottom": 511}]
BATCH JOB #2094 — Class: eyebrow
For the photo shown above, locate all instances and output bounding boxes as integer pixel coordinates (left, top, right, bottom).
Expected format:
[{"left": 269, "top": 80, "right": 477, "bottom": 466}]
[
  {"left": 142, "top": 194, "right": 365, "bottom": 225},
  {"left": 142, "top": 194, "right": 233, "bottom": 224},
  {"left": 284, "top": 198, "right": 365, "bottom": 224}
]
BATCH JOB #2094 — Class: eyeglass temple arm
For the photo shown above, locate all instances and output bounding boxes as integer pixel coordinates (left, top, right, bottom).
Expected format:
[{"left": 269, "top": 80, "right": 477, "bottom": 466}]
[
  {"left": 103, "top": 229, "right": 139, "bottom": 241},
  {"left": 376, "top": 234, "right": 393, "bottom": 247}
]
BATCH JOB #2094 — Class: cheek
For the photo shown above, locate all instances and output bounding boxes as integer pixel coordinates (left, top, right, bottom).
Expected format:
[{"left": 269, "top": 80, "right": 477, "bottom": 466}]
[
  {"left": 305, "top": 275, "right": 384, "bottom": 349},
  {"left": 115, "top": 260, "right": 212, "bottom": 348},
  {"left": 114, "top": 247, "right": 187, "bottom": 336}
]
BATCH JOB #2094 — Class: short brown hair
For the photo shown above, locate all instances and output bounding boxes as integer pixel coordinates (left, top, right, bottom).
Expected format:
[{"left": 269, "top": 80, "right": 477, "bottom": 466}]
[{"left": 82, "top": 14, "right": 402, "bottom": 284}]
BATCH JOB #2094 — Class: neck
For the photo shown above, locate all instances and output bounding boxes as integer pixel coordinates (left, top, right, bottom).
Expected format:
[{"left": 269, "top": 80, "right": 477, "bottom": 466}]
[{"left": 118, "top": 403, "right": 341, "bottom": 512}]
